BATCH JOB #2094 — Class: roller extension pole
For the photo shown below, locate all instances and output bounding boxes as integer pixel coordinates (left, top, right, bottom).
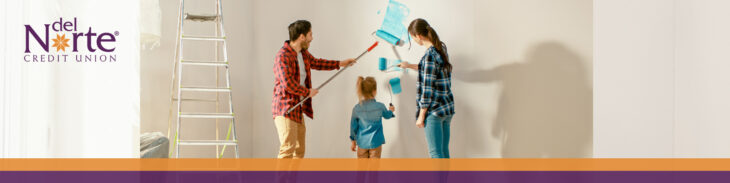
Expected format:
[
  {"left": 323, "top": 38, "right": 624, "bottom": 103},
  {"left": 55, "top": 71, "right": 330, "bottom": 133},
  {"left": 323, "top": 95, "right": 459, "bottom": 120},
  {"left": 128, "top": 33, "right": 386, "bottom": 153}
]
[{"left": 285, "top": 41, "right": 379, "bottom": 114}]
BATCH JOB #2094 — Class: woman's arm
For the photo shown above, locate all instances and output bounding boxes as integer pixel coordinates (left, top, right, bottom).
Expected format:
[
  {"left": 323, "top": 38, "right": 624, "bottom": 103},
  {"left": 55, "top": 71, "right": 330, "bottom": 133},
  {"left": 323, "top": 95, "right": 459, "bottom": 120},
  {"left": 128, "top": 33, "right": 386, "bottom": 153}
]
[
  {"left": 398, "top": 62, "right": 419, "bottom": 70},
  {"left": 416, "top": 108, "right": 427, "bottom": 128},
  {"left": 417, "top": 57, "right": 437, "bottom": 112},
  {"left": 416, "top": 56, "right": 438, "bottom": 128}
]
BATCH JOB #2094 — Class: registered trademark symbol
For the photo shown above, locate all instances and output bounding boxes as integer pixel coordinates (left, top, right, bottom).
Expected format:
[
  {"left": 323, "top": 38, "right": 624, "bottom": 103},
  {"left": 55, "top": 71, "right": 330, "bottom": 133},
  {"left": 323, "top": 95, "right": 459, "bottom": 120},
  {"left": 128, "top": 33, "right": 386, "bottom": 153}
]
[{"left": 114, "top": 31, "right": 119, "bottom": 36}]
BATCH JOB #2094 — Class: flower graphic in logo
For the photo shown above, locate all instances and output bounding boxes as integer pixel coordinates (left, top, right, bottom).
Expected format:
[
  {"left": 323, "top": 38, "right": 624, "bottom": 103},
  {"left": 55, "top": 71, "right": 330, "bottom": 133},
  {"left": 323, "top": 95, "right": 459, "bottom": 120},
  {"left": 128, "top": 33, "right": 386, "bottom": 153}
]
[{"left": 51, "top": 34, "right": 70, "bottom": 52}]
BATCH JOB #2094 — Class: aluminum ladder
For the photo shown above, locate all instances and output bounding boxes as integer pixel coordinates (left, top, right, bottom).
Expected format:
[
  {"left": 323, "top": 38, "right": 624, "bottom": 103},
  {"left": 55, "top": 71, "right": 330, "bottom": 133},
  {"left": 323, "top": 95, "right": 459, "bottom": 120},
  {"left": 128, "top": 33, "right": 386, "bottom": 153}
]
[{"left": 167, "top": 0, "right": 238, "bottom": 158}]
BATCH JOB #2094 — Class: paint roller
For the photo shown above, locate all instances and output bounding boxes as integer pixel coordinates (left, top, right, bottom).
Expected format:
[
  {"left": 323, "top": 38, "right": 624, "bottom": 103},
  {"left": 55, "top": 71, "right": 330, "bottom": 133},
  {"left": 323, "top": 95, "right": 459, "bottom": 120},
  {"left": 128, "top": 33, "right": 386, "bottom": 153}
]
[
  {"left": 375, "top": 30, "right": 404, "bottom": 47},
  {"left": 379, "top": 57, "right": 403, "bottom": 107},
  {"left": 285, "top": 41, "right": 379, "bottom": 114},
  {"left": 379, "top": 57, "right": 388, "bottom": 71},
  {"left": 389, "top": 77, "right": 402, "bottom": 95},
  {"left": 375, "top": 30, "right": 406, "bottom": 108},
  {"left": 378, "top": 57, "right": 401, "bottom": 72},
  {"left": 374, "top": 30, "right": 405, "bottom": 60},
  {"left": 381, "top": 77, "right": 402, "bottom": 108}
]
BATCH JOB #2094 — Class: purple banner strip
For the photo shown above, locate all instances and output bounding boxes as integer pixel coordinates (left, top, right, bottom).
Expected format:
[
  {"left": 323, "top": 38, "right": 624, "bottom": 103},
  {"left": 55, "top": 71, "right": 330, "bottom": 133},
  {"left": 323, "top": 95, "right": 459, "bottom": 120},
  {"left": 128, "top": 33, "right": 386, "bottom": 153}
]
[{"left": 1, "top": 171, "right": 729, "bottom": 183}]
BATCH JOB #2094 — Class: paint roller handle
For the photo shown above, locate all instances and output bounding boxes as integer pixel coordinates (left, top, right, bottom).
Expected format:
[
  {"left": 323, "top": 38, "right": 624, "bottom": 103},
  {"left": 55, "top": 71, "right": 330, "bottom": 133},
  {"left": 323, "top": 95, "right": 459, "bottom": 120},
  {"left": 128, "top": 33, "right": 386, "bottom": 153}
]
[
  {"left": 285, "top": 42, "right": 379, "bottom": 114},
  {"left": 286, "top": 96, "right": 311, "bottom": 114},
  {"left": 316, "top": 41, "right": 377, "bottom": 90},
  {"left": 285, "top": 60, "right": 353, "bottom": 114},
  {"left": 353, "top": 41, "right": 379, "bottom": 60}
]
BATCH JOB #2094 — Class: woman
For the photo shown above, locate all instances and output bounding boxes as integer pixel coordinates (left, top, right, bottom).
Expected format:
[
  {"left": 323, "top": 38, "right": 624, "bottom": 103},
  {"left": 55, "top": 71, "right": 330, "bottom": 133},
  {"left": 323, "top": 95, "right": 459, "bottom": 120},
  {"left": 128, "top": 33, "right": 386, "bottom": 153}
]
[{"left": 398, "top": 18, "right": 455, "bottom": 158}]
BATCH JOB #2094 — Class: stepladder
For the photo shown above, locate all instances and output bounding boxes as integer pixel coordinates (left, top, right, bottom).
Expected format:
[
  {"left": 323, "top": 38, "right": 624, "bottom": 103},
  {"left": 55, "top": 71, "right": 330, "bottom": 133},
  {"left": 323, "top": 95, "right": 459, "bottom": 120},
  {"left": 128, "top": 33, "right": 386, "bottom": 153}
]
[{"left": 167, "top": 0, "right": 239, "bottom": 158}]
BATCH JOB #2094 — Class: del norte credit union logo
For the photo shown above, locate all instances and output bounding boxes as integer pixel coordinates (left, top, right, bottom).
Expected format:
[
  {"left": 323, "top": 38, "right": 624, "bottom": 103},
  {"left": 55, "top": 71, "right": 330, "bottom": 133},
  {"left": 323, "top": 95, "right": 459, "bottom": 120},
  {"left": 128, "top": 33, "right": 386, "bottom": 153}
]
[{"left": 24, "top": 17, "right": 118, "bottom": 63}]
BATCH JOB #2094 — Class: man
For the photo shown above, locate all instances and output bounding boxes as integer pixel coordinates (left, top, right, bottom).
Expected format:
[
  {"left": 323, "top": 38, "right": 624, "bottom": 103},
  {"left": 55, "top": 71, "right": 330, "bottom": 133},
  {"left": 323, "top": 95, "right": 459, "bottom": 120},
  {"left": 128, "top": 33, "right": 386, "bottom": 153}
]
[{"left": 272, "top": 20, "right": 356, "bottom": 158}]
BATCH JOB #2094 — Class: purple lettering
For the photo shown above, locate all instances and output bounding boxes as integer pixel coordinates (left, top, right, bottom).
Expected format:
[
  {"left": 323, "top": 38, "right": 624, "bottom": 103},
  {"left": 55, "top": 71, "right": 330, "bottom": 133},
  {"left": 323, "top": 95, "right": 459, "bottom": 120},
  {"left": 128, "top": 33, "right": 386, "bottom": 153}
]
[{"left": 24, "top": 24, "right": 49, "bottom": 53}]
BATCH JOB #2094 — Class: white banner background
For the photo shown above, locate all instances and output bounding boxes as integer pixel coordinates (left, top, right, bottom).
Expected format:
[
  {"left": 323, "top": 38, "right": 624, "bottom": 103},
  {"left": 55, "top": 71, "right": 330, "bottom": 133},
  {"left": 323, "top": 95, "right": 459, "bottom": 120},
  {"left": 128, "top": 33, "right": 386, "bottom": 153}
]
[{"left": 0, "top": 0, "right": 140, "bottom": 158}]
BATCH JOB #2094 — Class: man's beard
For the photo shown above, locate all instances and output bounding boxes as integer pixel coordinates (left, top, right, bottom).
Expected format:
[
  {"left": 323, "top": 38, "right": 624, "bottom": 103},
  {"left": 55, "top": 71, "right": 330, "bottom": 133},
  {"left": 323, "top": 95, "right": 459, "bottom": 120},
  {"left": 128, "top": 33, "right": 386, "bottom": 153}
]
[{"left": 302, "top": 41, "right": 311, "bottom": 50}]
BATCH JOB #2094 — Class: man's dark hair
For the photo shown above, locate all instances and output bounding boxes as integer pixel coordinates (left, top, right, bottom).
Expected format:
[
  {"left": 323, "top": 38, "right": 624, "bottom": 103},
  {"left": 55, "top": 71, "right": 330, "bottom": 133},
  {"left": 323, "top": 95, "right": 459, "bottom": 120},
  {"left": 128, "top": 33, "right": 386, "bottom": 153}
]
[{"left": 288, "top": 20, "right": 311, "bottom": 41}]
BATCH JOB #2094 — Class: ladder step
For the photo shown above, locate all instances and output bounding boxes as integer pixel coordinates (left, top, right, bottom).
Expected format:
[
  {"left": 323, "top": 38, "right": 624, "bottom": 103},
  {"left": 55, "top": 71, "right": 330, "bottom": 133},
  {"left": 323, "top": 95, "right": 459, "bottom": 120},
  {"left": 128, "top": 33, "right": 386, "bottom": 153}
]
[
  {"left": 184, "top": 13, "right": 218, "bottom": 22},
  {"left": 180, "top": 87, "right": 231, "bottom": 92},
  {"left": 180, "top": 112, "right": 234, "bottom": 119},
  {"left": 182, "top": 35, "right": 226, "bottom": 41},
  {"left": 173, "top": 98, "right": 219, "bottom": 102},
  {"left": 181, "top": 60, "right": 229, "bottom": 66},
  {"left": 178, "top": 140, "right": 237, "bottom": 146}
]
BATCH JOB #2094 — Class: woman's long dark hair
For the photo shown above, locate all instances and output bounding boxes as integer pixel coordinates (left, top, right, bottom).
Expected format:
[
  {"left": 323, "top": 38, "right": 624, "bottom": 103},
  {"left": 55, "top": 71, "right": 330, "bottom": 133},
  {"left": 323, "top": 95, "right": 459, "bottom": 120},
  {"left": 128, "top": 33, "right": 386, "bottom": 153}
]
[{"left": 408, "top": 18, "right": 452, "bottom": 72}]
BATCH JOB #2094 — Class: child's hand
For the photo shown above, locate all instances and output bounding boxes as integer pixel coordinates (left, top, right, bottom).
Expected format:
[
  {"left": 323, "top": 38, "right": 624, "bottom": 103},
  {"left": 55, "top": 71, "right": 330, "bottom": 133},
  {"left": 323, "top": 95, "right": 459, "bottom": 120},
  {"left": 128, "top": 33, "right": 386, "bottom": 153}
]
[
  {"left": 389, "top": 104, "right": 395, "bottom": 112},
  {"left": 350, "top": 141, "right": 357, "bottom": 152}
]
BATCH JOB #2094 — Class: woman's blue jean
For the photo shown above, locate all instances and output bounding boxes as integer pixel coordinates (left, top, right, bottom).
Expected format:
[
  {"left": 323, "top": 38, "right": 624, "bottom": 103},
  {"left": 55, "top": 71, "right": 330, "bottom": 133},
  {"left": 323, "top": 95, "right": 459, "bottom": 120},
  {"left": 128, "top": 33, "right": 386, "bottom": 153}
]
[{"left": 424, "top": 114, "right": 453, "bottom": 158}]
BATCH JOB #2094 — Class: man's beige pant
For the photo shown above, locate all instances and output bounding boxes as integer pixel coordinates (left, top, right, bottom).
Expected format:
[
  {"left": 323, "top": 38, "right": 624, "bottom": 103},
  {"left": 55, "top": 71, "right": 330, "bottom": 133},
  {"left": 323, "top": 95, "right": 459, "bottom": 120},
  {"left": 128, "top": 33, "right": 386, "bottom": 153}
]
[{"left": 274, "top": 116, "right": 306, "bottom": 158}]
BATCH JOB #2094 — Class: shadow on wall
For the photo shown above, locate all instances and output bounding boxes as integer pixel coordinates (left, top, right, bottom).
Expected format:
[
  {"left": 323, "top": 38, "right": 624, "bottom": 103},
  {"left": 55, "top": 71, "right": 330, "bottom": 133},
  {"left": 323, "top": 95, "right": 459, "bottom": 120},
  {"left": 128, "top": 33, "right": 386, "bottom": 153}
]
[{"left": 457, "top": 42, "right": 592, "bottom": 158}]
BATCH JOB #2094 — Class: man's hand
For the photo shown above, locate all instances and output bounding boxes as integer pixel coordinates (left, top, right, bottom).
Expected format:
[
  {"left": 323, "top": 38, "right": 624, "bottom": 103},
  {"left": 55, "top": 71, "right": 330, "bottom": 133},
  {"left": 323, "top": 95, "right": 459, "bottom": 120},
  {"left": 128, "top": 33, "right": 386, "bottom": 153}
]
[
  {"left": 308, "top": 89, "right": 319, "bottom": 98},
  {"left": 389, "top": 105, "right": 395, "bottom": 112},
  {"left": 350, "top": 141, "right": 357, "bottom": 152},
  {"left": 340, "top": 58, "right": 356, "bottom": 67}
]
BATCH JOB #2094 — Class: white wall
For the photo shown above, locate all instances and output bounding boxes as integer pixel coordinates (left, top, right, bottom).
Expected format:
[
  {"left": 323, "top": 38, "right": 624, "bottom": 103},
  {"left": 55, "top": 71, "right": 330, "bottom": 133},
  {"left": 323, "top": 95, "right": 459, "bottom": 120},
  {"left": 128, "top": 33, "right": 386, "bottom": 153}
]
[
  {"left": 142, "top": 0, "right": 593, "bottom": 158},
  {"left": 593, "top": 0, "right": 676, "bottom": 157},
  {"left": 594, "top": 0, "right": 730, "bottom": 157},
  {"left": 674, "top": 0, "right": 730, "bottom": 157}
]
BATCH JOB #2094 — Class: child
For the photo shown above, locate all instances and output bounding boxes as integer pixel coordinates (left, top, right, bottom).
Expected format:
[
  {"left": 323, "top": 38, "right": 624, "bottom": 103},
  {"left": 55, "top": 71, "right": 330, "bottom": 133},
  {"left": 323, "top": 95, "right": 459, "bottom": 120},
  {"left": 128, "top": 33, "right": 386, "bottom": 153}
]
[{"left": 349, "top": 76, "right": 395, "bottom": 158}]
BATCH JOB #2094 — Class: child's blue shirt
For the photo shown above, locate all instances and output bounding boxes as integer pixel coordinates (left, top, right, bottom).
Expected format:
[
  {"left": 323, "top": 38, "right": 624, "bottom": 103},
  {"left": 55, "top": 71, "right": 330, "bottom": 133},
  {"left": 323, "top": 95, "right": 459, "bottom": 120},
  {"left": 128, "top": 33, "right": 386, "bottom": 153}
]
[{"left": 349, "top": 99, "right": 395, "bottom": 149}]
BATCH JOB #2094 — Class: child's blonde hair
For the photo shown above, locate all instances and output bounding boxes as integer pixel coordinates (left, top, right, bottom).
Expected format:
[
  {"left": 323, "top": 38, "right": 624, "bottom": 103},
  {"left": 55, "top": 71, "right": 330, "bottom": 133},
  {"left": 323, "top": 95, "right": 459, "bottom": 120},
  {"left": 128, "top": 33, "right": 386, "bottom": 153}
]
[{"left": 356, "top": 76, "right": 377, "bottom": 102}]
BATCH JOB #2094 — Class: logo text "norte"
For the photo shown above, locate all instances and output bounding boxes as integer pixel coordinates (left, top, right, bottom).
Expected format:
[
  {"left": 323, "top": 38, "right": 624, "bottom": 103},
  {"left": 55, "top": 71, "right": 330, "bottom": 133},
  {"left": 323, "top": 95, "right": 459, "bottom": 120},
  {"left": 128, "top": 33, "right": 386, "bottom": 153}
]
[{"left": 25, "top": 17, "right": 118, "bottom": 53}]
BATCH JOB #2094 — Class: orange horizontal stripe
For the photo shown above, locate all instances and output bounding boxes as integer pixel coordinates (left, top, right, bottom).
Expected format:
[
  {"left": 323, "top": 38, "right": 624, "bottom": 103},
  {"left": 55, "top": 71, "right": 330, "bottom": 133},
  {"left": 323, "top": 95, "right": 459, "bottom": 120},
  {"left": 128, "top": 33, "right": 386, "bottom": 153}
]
[{"left": 1, "top": 159, "right": 730, "bottom": 171}]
